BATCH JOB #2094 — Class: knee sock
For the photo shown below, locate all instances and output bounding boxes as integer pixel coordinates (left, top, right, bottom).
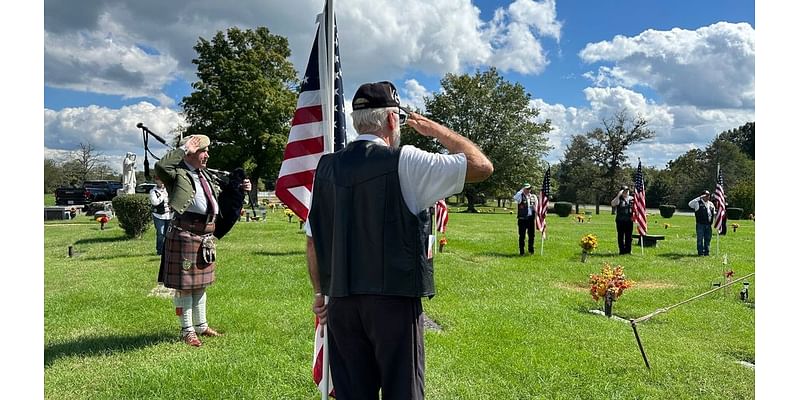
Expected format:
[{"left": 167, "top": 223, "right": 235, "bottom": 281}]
[
  {"left": 173, "top": 292, "right": 194, "bottom": 335},
  {"left": 192, "top": 289, "right": 208, "bottom": 333}
]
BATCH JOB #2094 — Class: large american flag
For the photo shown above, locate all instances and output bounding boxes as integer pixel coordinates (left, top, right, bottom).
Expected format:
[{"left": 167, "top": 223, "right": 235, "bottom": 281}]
[
  {"left": 536, "top": 166, "right": 551, "bottom": 239},
  {"left": 713, "top": 164, "right": 727, "bottom": 233},
  {"left": 435, "top": 199, "right": 449, "bottom": 233},
  {"left": 632, "top": 160, "right": 648, "bottom": 236},
  {"left": 275, "top": 8, "right": 346, "bottom": 222}
]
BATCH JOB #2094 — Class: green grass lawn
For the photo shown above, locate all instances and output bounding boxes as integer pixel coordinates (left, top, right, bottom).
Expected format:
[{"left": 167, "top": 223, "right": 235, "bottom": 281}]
[{"left": 44, "top": 209, "right": 755, "bottom": 399}]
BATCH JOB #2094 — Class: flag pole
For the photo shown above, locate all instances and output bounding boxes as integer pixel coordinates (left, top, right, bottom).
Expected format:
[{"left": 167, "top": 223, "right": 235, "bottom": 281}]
[
  {"left": 321, "top": 296, "right": 330, "bottom": 400},
  {"left": 320, "top": 2, "right": 334, "bottom": 399},
  {"left": 715, "top": 163, "right": 720, "bottom": 257}
]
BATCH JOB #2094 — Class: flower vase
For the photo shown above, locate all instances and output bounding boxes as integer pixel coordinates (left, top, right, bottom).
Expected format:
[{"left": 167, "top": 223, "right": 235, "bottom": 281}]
[
  {"left": 604, "top": 291, "right": 614, "bottom": 317},
  {"left": 581, "top": 251, "right": 588, "bottom": 263},
  {"left": 438, "top": 243, "right": 445, "bottom": 252}
]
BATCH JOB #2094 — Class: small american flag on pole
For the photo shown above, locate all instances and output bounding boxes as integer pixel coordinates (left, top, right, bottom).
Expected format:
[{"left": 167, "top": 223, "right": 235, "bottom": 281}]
[
  {"left": 275, "top": 3, "right": 346, "bottom": 222},
  {"left": 633, "top": 160, "right": 648, "bottom": 236},
  {"left": 435, "top": 199, "right": 449, "bottom": 233},
  {"left": 713, "top": 164, "right": 727, "bottom": 233},
  {"left": 536, "top": 166, "right": 551, "bottom": 239}
]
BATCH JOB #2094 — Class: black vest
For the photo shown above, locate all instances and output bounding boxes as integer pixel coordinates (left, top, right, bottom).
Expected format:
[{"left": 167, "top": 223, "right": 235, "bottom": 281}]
[
  {"left": 517, "top": 193, "right": 533, "bottom": 219},
  {"left": 309, "top": 140, "right": 435, "bottom": 298},
  {"left": 695, "top": 201, "right": 714, "bottom": 225},
  {"left": 615, "top": 197, "right": 632, "bottom": 222}
]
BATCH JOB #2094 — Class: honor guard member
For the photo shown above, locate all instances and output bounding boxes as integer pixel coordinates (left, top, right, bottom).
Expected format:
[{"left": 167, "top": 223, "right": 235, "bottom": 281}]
[{"left": 305, "top": 81, "right": 493, "bottom": 398}]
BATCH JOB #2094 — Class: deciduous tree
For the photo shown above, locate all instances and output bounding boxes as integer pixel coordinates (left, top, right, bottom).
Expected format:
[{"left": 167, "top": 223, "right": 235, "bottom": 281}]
[
  {"left": 423, "top": 68, "right": 552, "bottom": 212},
  {"left": 181, "top": 27, "right": 298, "bottom": 192}
]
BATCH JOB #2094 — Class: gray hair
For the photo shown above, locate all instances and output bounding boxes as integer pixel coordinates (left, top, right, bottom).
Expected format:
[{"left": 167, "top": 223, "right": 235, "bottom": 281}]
[{"left": 351, "top": 107, "right": 393, "bottom": 134}]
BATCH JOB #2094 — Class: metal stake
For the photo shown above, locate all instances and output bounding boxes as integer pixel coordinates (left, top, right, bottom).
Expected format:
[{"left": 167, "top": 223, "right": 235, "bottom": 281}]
[{"left": 630, "top": 320, "right": 650, "bottom": 369}]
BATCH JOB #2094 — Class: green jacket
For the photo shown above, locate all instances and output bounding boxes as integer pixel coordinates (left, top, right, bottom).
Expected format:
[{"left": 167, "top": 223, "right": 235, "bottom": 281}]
[{"left": 154, "top": 147, "right": 221, "bottom": 215}]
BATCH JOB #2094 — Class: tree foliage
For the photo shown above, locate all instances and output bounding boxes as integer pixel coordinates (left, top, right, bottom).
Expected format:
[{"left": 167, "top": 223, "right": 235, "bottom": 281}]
[
  {"left": 423, "top": 68, "right": 552, "bottom": 211},
  {"left": 44, "top": 142, "right": 118, "bottom": 193},
  {"left": 555, "top": 134, "right": 600, "bottom": 207},
  {"left": 181, "top": 26, "right": 298, "bottom": 191},
  {"left": 715, "top": 122, "right": 754, "bottom": 160},
  {"left": 586, "top": 110, "right": 656, "bottom": 198}
]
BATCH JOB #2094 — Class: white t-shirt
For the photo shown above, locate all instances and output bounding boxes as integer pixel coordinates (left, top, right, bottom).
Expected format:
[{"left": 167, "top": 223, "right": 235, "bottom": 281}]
[{"left": 305, "top": 135, "right": 467, "bottom": 236}]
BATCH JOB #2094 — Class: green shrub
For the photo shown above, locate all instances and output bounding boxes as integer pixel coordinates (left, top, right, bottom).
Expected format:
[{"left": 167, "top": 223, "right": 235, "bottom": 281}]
[
  {"left": 727, "top": 207, "right": 744, "bottom": 220},
  {"left": 659, "top": 205, "right": 676, "bottom": 218},
  {"left": 553, "top": 202, "right": 573, "bottom": 217},
  {"left": 112, "top": 194, "right": 152, "bottom": 238},
  {"left": 728, "top": 182, "right": 754, "bottom": 216}
]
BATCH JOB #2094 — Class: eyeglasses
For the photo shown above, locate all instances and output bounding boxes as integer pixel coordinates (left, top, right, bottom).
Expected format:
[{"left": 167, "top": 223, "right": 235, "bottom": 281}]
[{"left": 395, "top": 108, "right": 408, "bottom": 126}]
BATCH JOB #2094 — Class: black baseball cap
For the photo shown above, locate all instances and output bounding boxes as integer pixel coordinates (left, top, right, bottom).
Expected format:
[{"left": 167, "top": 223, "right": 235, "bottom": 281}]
[{"left": 352, "top": 81, "right": 401, "bottom": 110}]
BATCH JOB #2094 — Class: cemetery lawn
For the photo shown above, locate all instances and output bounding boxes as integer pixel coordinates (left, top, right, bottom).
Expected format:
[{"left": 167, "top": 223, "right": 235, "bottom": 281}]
[{"left": 44, "top": 209, "right": 754, "bottom": 399}]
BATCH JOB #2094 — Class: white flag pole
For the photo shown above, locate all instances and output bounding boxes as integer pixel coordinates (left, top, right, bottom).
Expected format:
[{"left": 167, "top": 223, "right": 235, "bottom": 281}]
[
  {"left": 320, "top": 296, "right": 330, "bottom": 400},
  {"left": 320, "top": 3, "right": 334, "bottom": 400}
]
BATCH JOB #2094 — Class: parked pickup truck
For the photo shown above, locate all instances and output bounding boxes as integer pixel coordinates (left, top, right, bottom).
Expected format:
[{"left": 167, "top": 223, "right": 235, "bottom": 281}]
[{"left": 55, "top": 180, "right": 123, "bottom": 205}]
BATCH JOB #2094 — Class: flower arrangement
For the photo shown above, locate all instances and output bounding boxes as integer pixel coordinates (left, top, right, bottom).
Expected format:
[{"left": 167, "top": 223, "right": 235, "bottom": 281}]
[
  {"left": 95, "top": 215, "right": 109, "bottom": 230},
  {"left": 580, "top": 234, "right": 598, "bottom": 252},
  {"left": 732, "top": 223, "right": 740, "bottom": 232},
  {"left": 664, "top": 223, "right": 671, "bottom": 229},
  {"left": 438, "top": 236, "right": 448, "bottom": 252},
  {"left": 284, "top": 208, "right": 295, "bottom": 222},
  {"left": 579, "top": 234, "right": 598, "bottom": 262},
  {"left": 589, "top": 263, "right": 635, "bottom": 316}
]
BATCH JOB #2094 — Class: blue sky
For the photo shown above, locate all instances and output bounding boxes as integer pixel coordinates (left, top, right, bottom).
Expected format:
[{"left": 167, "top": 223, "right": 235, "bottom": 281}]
[{"left": 42, "top": 0, "right": 755, "bottom": 171}]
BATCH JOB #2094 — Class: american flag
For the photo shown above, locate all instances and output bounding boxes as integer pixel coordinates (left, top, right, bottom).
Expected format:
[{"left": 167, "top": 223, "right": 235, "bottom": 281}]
[
  {"left": 632, "top": 160, "right": 648, "bottom": 236},
  {"left": 713, "top": 164, "right": 727, "bottom": 233},
  {"left": 275, "top": 7, "right": 346, "bottom": 222},
  {"left": 312, "top": 314, "right": 334, "bottom": 397},
  {"left": 536, "top": 166, "right": 551, "bottom": 239},
  {"left": 435, "top": 199, "right": 449, "bottom": 233}
]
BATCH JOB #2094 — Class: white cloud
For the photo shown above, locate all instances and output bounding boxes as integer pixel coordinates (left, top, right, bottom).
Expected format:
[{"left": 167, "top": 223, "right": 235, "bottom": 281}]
[
  {"left": 44, "top": 14, "right": 180, "bottom": 105},
  {"left": 44, "top": 0, "right": 563, "bottom": 103},
  {"left": 402, "top": 79, "right": 432, "bottom": 112},
  {"left": 579, "top": 22, "right": 755, "bottom": 110},
  {"left": 532, "top": 86, "right": 753, "bottom": 168},
  {"left": 483, "top": 0, "right": 561, "bottom": 74},
  {"left": 44, "top": 102, "right": 185, "bottom": 171}
]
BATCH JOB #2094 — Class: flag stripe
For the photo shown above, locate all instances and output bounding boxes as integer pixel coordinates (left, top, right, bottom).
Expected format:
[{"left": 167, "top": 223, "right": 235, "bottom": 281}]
[
  {"left": 633, "top": 161, "right": 647, "bottom": 236},
  {"left": 713, "top": 166, "right": 727, "bottom": 232},
  {"left": 536, "top": 167, "right": 551, "bottom": 239},
  {"left": 283, "top": 137, "right": 325, "bottom": 159},
  {"left": 435, "top": 199, "right": 448, "bottom": 233},
  {"left": 292, "top": 104, "right": 324, "bottom": 126}
]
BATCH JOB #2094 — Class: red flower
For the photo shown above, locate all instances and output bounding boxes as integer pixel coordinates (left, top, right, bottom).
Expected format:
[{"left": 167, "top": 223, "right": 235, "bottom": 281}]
[{"left": 725, "top": 270, "right": 735, "bottom": 278}]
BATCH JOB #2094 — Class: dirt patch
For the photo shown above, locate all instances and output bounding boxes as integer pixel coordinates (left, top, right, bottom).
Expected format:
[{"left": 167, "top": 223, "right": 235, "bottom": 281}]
[
  {"left": 554, "top": 281, "right": 678, "bottom": 292},
  {"left": 422, "top": 313, "right": 443, "bottom": 332},
  {"left": 148, "top": 284, "right": 174, "bottom": 299}
]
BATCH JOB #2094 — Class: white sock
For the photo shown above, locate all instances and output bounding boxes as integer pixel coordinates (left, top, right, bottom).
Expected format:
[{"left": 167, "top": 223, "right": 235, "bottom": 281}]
[
  {"left": 192, "top": 289, "right": 208, "bottom": 333},
  {"left": 173, "top": 293, "right": 194, "bottom": 335}
]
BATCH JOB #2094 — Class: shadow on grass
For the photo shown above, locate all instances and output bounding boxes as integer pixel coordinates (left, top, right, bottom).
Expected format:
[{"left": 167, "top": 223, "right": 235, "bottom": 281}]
[
  {"left": 657, "top": 252, "right": 699, "bottom": 260},
  {"left": 45, "top": 332, "right": 175, "bottom": 367},
  {"left": 73, "top": 236, "right": 129, "bottom": 246},
  {"left": 475, "top": 252, "right": 529, "bottom": 258},
  {"left": 254, "top": 250, "right": 305, "bottom": 257}
]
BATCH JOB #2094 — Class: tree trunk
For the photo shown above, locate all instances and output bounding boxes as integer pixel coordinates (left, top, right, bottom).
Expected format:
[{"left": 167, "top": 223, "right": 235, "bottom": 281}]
[
  {"left": 464, "top": 187, "right": 478, "bottom": 213},
  {"left": 595, "top": 192, "right": 601, "bottom": 215}
]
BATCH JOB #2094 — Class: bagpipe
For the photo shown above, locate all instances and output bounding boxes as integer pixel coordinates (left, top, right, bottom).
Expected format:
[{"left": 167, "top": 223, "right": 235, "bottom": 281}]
[{"left": 137, "top": 123, "right": 247, "bottom": 239}]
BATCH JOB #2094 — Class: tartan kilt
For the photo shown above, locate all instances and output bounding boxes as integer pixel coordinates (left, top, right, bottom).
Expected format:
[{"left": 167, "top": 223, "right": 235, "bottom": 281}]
[{"left": 158, "top": 215, "right": 216, "bottom": 290}]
